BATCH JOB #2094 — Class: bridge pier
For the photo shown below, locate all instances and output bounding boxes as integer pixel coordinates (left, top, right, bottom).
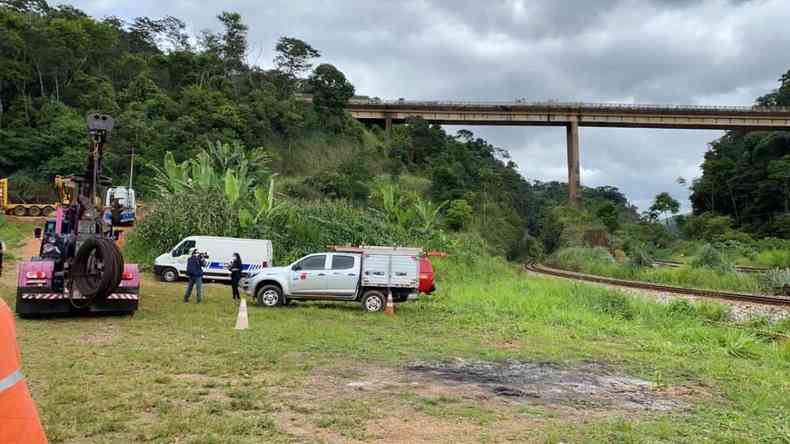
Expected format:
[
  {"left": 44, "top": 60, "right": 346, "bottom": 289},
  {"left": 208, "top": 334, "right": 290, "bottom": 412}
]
[
  {"left": 385, "top": 117, "right": 392, "bottom": 137},
  {"left": 566, "top": 120, "right": 580, "bottom": 201}
]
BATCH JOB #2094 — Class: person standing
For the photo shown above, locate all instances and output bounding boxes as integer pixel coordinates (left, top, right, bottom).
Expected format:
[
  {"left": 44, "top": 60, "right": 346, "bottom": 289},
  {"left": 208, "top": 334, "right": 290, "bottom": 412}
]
[
  {"left": 228, "top": 253, "right": 242, "bottom": 302},
  {"left": 184, "top": 249, "right": 206, "bottom": 303},
  {"left": 0, "top": 240, "right": 5, "bottom": 277}
]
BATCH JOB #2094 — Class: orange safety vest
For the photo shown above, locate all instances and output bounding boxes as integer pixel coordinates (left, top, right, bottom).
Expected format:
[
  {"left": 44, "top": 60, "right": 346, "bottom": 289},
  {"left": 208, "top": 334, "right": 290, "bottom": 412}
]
[{"left": 0, "top": 299, "right": 48, "bottom": 444}]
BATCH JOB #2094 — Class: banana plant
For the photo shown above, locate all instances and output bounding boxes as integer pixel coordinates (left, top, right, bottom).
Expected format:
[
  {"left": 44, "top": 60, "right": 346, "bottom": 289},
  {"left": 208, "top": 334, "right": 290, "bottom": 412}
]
[
  {"left": 239, "top": 176, "right": 285, "bottom": 228},
  {"left": 413, "top": 197, "right": 447, "bottom": 232}
]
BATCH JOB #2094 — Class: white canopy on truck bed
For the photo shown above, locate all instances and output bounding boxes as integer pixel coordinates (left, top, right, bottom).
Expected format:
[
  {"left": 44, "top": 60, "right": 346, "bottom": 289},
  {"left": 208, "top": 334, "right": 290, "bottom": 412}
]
[{"left": 330, "top": 246, "right": 422, "bottom": 289}]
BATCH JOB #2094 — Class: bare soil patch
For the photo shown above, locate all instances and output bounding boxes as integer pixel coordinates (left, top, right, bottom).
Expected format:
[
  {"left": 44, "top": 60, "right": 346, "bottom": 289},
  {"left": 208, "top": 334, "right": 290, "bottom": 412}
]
[
  {"left": 407, "top": 359, "right": 686, "bottom": 412},
  {"left": 270, "top": 359, "right": 688, "bottom": 443}
]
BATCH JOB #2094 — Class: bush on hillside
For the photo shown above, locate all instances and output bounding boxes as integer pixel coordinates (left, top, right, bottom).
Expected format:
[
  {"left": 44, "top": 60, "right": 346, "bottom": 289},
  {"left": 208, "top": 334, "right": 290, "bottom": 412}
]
[
  {"left": 548, "top": 247, "right": 614, "bottom": 272},
  {"left": 690, "top": 244, "right": 735, "bottom": 273},
  {"left": 626, "top": 244, "right": 654, "bottom": 268},
  {"left": 444, "top": 199, "right": 473, "bottom": 231}
]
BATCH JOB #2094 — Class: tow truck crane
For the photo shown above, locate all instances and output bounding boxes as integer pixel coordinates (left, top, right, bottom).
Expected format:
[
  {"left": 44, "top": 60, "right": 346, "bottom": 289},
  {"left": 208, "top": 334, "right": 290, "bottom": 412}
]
[{"left": 16, "top": 113, "right": 140, "bottom": 316}]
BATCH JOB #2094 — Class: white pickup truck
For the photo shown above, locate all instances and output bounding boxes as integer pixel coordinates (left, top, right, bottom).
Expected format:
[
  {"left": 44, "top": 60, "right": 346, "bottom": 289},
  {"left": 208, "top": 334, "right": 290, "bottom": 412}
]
[{"left": 242, "top": 246, "right": 423, "bottom": 312}]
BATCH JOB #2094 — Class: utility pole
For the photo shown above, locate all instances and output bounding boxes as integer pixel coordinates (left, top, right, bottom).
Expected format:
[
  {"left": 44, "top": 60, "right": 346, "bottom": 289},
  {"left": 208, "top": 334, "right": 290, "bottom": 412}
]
[{"left": 129, "top": 146, "right": 135, "bottom": 189}]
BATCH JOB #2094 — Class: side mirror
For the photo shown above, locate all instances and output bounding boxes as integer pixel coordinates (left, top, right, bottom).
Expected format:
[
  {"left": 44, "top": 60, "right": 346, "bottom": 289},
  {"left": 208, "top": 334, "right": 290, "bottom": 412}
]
[
  {"left": 34, "top": 228, "right": 42, "bottom": 239},
  {"left": 172, "top": 250, "right": 179, "bottom": 257},
  {"left": 291, "top": 264, "right": 301, "bottom": 271}
]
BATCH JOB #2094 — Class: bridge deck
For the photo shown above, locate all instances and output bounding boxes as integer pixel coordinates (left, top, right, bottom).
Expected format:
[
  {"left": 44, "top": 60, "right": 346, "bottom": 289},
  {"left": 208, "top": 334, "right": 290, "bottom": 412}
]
[{"left": 346, "top": 100, "right": 790, "bottom": 130}]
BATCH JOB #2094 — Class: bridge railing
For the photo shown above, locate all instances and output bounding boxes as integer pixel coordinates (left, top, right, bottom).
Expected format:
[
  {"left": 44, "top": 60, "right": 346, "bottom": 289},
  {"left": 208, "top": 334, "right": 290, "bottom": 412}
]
[{"left": 346, "top": 98, "right": 790, "bottom": 113}]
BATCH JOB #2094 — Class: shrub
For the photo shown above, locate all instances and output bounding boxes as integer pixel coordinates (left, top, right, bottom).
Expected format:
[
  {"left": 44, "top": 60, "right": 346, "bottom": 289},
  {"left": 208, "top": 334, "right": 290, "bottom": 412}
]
[
  {"left": 548, "top": 247, "right": 614, "bottom": 272},
  {"left": 762, "top": 268, "right": 790, "bottom": 296},
  {"left": 757, "top": 249, "right": 790, "bottom": 268},
  {"left": 719, "top": 331, "right": 760, "bottom": 359},
  {"left": 683, "top": 212, "right": 733, "bottom": 241},
  {"left": 691, "top": 244, "right": 735, "bottom": 272},
  {"left": 695, "top": 301, "right": 730, "bottom": 322},
  {"left": 585, "top": 291, "right": 635, "bottom": 320},
  {"left": 626, "top": 244, "right": 654, "bottom": 268},
  {"left": 666, "top": 299, "right": 695, "bottom": 317},
  {"left": 445, "top": 199, "right": 473, "bottom": 231}
]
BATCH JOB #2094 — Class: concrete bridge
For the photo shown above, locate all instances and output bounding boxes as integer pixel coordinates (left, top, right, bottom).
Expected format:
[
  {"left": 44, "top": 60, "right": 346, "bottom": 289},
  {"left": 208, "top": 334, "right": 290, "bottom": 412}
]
[{"left": 345, "top": 99, "right": 790, "bottom": 200}]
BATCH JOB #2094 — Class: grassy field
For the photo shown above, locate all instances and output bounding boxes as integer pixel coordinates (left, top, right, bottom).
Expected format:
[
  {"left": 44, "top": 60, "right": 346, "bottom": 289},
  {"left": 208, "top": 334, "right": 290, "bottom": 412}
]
[{"left": 3, "top": 243, "right": 790, "bottom": 442}]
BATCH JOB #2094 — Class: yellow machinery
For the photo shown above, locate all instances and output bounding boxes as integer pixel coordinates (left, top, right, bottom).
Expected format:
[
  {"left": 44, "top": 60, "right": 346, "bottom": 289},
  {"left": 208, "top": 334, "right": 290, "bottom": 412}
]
[{"left": 0, "top": 177, "right": 76, "bottom": 217}]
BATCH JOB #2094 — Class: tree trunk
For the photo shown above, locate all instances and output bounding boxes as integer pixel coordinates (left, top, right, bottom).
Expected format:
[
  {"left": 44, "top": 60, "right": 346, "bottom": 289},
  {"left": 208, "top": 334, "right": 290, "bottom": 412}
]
[
  {"left": 54, "top": 72, "right": 60, "bottom": 102},
  {"left": 36, "top": 64, "right": 45, "bottom": 97}
]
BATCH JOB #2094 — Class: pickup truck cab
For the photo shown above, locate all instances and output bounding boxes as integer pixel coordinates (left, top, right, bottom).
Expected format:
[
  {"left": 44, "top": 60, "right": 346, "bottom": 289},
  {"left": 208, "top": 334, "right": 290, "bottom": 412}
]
[{"left": 243, "top": 246, "right": 425, "bottom": 312}]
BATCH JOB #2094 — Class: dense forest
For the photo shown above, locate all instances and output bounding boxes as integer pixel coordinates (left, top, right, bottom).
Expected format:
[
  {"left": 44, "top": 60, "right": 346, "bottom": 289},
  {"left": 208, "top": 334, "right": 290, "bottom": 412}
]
[{"left": 690, "top": 72, "right": 790, "bottom": 238}]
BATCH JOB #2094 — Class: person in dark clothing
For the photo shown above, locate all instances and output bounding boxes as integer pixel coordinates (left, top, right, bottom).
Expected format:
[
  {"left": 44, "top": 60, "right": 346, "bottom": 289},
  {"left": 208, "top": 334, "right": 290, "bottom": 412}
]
[
  {"left": 184, "top": 249, "right": 206, "bottom": 303},
  {"left": 228, "top": 252, "right": 242, "bottom": 301},
  {"left": 0, "top": 240, "right": 4, "bottom": 277}
]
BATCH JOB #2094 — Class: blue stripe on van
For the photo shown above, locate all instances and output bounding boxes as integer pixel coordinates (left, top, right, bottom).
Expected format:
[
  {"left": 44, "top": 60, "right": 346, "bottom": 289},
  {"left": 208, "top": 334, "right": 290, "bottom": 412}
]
[{"left": 207, "top": 262, "right": 262, "bottom": 271}]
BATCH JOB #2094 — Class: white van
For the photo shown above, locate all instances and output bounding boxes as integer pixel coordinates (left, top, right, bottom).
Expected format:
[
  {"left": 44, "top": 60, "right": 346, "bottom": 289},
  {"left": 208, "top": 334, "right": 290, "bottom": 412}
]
[{"left": 154, "top": 236, "right": 273, "bottom": 283}]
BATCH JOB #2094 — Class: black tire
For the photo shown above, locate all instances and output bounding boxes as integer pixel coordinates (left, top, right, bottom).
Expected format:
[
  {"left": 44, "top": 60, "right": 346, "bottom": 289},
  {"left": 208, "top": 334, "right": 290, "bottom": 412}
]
[
  {"left": 161, "top": 268, "right": 179, "bottom": 282},
  {"left": 42, "top": 206, "right": 56, "bottom": 217},
  {"left": 361, "top": 290, "right": 386, "bottom": 312},
  {"left": 28, "top": 206, "right": 42, "bottom": 217},
  {"left": 256, "top": 284, "right": 283, "bottom": 307},
  {"left": 12, "top": 206, "right": 26, "bottom": 216},
  {"left": 72, "top": 237, "right": 121, "bottom": 298}
]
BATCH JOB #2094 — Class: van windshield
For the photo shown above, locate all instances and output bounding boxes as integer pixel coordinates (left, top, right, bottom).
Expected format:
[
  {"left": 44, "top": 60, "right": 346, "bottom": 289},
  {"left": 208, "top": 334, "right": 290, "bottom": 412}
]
[{"left": 172, "top": 240, "right": 196, "bottom": 257}]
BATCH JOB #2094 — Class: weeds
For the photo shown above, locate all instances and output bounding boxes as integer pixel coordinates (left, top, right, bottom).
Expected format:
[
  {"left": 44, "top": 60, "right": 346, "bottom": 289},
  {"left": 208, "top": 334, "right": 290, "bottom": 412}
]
[{"left": 549, "top": 246, "right": 764, "bottom": 294}]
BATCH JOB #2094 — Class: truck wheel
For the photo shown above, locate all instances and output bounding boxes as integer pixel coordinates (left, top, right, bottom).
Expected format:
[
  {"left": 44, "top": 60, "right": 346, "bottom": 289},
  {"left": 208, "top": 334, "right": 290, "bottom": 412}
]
[
  {"left": 28, "top": 206, "right": 41, "bottom": 217},
  {"left": 42, "top": 206, "right": 55, "bottom": 217},
  {"left": 361, "top": 290, "right": 386, "bottom": 312},
  {"left": 13, "top": 206, "right": 26, "bottom": 216},
  {"left": 161, "top": 268, "right": 179, "bottom": 282},
  {"left": 256, "top": 285, "right": 283, "bottom": 307}
]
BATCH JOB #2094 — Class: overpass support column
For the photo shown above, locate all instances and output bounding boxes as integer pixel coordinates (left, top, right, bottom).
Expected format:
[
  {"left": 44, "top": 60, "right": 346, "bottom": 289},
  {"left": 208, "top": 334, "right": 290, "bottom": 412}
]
[
  {"left": 566, "top": 119, "right": 580, "bottom": 201},
  {"left": 385, "top": 117, "right": 392, "bottom": 137}
]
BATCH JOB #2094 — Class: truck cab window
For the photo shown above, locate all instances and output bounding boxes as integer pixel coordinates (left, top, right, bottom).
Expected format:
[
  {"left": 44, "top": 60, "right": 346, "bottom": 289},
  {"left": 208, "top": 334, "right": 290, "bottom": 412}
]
[
  {"left": 297, "top": 255, "right": 326, "bottom": 271},
  {"left": 331, "top": 255, "right": 355, "bottom": 270}
]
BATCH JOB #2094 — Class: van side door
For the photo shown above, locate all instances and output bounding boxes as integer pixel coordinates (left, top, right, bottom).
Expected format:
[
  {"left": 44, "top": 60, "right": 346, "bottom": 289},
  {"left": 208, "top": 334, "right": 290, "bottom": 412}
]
[
  {"left": 289, "top": 254, "right": 329, "bottom": 295},
  {"left": 326, "top": 254, "right": 360, "bottom": 298}
]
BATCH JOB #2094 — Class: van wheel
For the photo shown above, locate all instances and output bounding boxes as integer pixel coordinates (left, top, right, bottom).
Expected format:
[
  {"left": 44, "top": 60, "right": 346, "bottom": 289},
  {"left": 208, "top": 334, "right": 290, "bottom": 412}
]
[
  {"left": 161, "top": 268, "right": 179, "bottom": 282},
  {"left": 257, "top": 285, "right": 283, "bottom": 307},
  {"left": 361, "top": 290, "right": 385, "bottom": 312}
]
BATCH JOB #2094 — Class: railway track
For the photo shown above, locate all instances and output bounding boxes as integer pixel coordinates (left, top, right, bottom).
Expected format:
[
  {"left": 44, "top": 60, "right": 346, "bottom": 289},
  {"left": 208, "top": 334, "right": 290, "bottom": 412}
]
[
  {"left": 524, "top": 264, "right": 790, "bottom": 307},
  {"left": 653, "top": 259, "right": 768, "bottom": 274}
]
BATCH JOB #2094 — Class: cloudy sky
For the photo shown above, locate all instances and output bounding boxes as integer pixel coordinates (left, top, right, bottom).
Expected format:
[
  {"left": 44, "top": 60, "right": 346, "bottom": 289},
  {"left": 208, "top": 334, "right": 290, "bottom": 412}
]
[{"left": 72, "top": 0, "right": 790, "bottom": 211}]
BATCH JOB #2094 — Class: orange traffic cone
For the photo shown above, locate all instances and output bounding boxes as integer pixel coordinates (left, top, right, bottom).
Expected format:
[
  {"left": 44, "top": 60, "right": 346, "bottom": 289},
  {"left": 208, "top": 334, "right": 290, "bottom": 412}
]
[
  {"left": 384, "top": 290, "right": 395, "bottom": 316},
  {"left": 0, "top": 299, "right": 48, "bottom": 444}
]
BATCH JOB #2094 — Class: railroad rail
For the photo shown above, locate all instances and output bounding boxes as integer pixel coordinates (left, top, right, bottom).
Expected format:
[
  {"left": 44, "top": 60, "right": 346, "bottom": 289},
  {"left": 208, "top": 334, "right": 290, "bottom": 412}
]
[
  {"left": 653, "top": 259, "right": 768, "bottom": 274},
  {"left": 525, "top": 264, "right": 790, "bottom": 307}
]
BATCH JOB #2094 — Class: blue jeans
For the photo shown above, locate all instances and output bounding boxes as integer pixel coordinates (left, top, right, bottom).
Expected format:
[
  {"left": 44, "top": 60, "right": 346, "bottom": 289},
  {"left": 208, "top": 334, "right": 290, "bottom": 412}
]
[{"left": 184, "top": 276, "right": 203, "bottom": 302}]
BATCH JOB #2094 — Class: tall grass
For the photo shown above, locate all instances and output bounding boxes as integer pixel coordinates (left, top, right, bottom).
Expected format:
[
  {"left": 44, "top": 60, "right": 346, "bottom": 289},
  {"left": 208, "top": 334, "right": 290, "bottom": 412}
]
[{"left": 547, "top": 247, "right": 765, "bottom": 293}]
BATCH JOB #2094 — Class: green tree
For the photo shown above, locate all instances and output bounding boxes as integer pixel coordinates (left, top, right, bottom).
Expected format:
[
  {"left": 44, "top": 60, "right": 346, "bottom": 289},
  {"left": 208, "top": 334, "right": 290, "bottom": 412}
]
[
  {"left": 445, "top": 199, "right": 472, "bottom": 231},
  {"left": 216, "top": 11, "right": 247, "bottom": 75},
  {"left": 768, "top": 155, "right": 790, "bottom": 213},
  {"left": 650, "top": 192, "right": 680, "bottom": 226},
  {"left": 595, "top": 201, "right": 620, "bottom": 233},
  {"left": 273, "top": 36, "right": 320, "bottom": 79},
  {"left": 307, "top": 63, "right": 354, "bottom": 129}
]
